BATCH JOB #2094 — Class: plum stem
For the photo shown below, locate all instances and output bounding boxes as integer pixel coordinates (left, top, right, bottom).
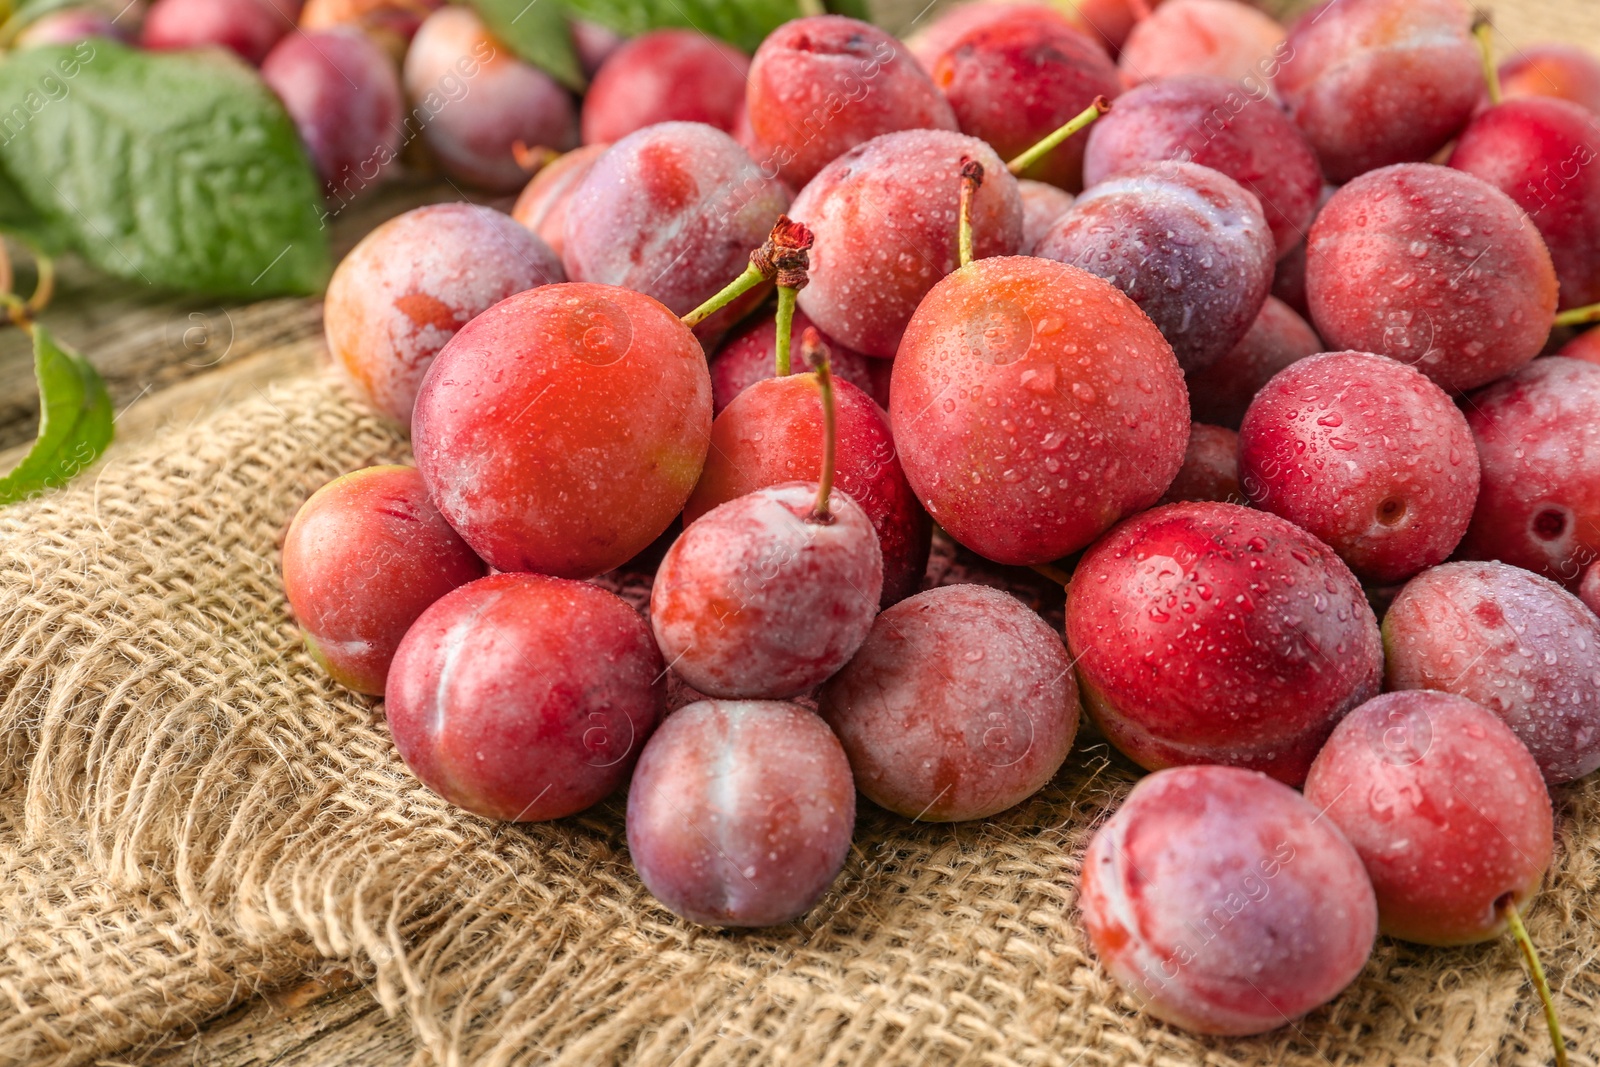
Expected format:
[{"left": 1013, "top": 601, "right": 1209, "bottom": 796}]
[
  {"left": 1007, "top": 96, "right": 1111, "bottom": 176},
  {"left": 802, "top": 327, "right": 836, "bottom": 523},
  {"left": 774, "top": 285, "right": 798, "bottom": 377},
  {"left": 1502, "top": 895, "right": 1568, "bottom": 1067},
  {"left": 1473, "top": 13, "right": 1502, "bottom": 106},
  {"left": 683, "top": 215, "right": 813, "bottom": 328},
  {"left": 1554, "top": 300, "right": 1600, "bottom": 328},
  {"left": 0, "top": 248, "right": 52, "bottom": 332},
  {"left": 958, "top": 158, "right": 984, "bottom": 268},
  {"left": 511, "top": 142, "right": 558, "bottom": 174}
]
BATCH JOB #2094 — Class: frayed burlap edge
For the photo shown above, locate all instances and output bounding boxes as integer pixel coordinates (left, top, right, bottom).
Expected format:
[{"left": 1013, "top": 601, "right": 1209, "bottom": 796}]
[{"left": 0, "top": 371, "right": 1595, "bottom": 1067}]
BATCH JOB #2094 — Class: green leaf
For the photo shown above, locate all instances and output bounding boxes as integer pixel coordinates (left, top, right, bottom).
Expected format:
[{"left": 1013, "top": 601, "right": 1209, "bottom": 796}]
[
  {"left": 0, "top": 41, "right": 329, "bottom": 297},
  {"left": 0, "top": 324, "right": 112, "bottom": 505},
  {"left": 0, "top": 153, "right": 66, "bottom": 254},
  {"left": 558, "top": 0, "right": 803, "bottom": 55},
  {"left": 471, "top": 0, "right": 587, "bottom": 91}
]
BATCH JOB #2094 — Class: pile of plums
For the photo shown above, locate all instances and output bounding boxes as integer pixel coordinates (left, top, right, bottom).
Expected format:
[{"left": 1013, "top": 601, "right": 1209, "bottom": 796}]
[{"left": 259, "top": 0, "right": 1600, "bottom": 1051}]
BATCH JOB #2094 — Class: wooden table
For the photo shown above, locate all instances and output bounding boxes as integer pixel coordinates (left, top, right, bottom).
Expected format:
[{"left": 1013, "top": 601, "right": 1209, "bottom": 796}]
[{"left": 5, "top": 0, "right": 1591, "bottom": 1061}]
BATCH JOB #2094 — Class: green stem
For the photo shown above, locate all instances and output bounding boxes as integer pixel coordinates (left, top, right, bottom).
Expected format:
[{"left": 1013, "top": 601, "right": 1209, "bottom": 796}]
[
  {"left": 1007, "top": 96, "right": 1111, "bottom": 176},
  {"left": 682, "top": 264, "right": 766, "bottom": 329},
  {"left": 1503, "top": 896, "right": 1568, "bottom": 1067},
  {"left": 1554, "top": 300, "right": 1600, "bottom": 328},
  {"left": 774, "top": 285, "right": 798, "bottom": 377},
  {"left": 1475, "top": 15, "right": 1502, "bottom": 106}
]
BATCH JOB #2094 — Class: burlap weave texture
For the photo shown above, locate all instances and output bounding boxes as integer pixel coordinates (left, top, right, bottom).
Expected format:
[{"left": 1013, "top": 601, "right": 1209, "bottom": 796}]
[{"left": 0, "top": 372, "right": 1595, "bottom": 1066}]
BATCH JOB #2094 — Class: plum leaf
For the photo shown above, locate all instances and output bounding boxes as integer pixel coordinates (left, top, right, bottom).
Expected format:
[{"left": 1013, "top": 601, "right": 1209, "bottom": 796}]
[{"left": 0, "top": 324, "right": 112, "bottom": 505}]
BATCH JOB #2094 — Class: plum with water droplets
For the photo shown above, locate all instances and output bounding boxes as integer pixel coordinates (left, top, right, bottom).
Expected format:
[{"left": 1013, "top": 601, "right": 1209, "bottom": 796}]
[
  {"left": 412, "top": 283, "right": 712, "bottom": 578},
  {"left": 1582, "top": 561, "right": 1600, "bottom": 617},
  {"left": 1305, "top": 163, "right": 1558, "bottom": 392},
  {"left": 708, "top": 309, "right": 887, "bottom": 415},
  {"left": 1066, "top": 501, "right": 1383, "bottom": 786},
  {"left": 1159, "top": 423, "right": 1241, "bottom": 505},
  {"left": 924, "top": 17, "right": 1120, "bottom": 191},
  {"left": 1080, "top": 765, "right": 1377, "bottom": 1035},
  {"left": 891, "top": 255, "right": 1188, "bottom": 566},
  {"left": 791, "top": 128, "right": 1022, "bottom": 358},
  {"left": 580, "top": 30, "right": 749, "bottom": 145},
  {"left": 1016, "top": 179, "right": 1074, "bottom": 255},
  {"left": 1304, "top": 690, "right": 1553, "bottom": 945},
  {"left": 1118, "top": 0, "right": 1287, "bottom": 89},
  {"left": 563, "top": 122, "right": 790, "bottom": 344},
  {"left": 905, "top": 2, "right": 1083, "bottom": 73},
  {"left": 819, "top": 584, "right": 1080, "bottom": 822},
  {"left": 1273, "top": 0, "right": 1481, "bottom": 183},
  {"left": 744, "top": 15, "right": 958, "bottom": 190},
  {"left": 1450, "top": 97, "right": 1600, "bottom": 311},
  {"left": 510, "top": 144, "right": 607, "bottom": 261},
  {"left": 282, "top": 465, "right": 485, "bottom": 696},
  {"left": 1082, "top": 74, "right": 1322, "bottom": 260},
  {"left": 1186, "top": 295, "right": 1321, "bottom": 429},
  {"left": 1035, "top": 160, "right": 1274, "bottom": 375},
  {"left": 386, "top": 573, "right": 665, "bottom": 822},
  {"left": 1383, "top": 560, "right": 1600, "bottom": 785},
  {"left": 1457, "top": 357, "right": 1600, "bottom": 587},
  {"left": 402, "top": 6, "right": 578, "bottom": 192},
  {"left": 626, "top": 699, "right": 855, "bottom": 927},
  {"left": 1239, "top": 351, "right": 1480, "bottom": 584},
  {"left": 1491, "top": 43, "right": 1600, "bottom": 115},
  {"left": 324, "top": 203, "right": 563, "bottom": 427}
]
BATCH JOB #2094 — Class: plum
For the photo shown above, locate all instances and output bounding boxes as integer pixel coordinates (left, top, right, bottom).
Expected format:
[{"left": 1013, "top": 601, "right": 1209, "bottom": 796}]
[
  {"left": 281, "top": 466, "right": 485, "bottom": 695},
  {"left": 791, "top": 128, "right": 1022, "bottom": 359},
  {"left": 651, "top": 481, "right": 882, "bottom": 700},
  {"left": 1559, "top": 328, "right": 1600, "bottom": 365},
  {"left": 1306, "top": 163, "right": 1558, "bottom": 392},
  {"left": 562, "top": 122, "right": 790, "bottom": 343},
  {"left": 1583, "top": 561, "right": 1600, "bottom": 617},
  {"left": 626, "top": 699, "right": 855, "bottom": 927},
  {"left": 1158, "top": 423, "right": 1241, "bottom": 505},
  {"left": 1450, "top": 97, "right": 1600, "bottom": 311},
  {"left": 15, "top": 7, "right": 130, "bottom": 46},
  {"left": 924, "top": 17, "right": 1121, "bottom": 191},
  {"left": 1457, "top": 357, "right": 1600, "bottom": 587},
  {"left": 1016, "top": 179, "right": 1074, "bottom": 255},
  {"left": 891, "top": 256, "right": 1188, "bottom": 566},
  {"left": 1186, "top": 296, "right": 1321, "bottom": 429},
  {"left": 402, "top": 6, "right": 578, "bottom": 192},
  {"left": 1035, "top": 160, "right": 1274, "bottom": 375},
  {"left": 386, "top": 573, "right": 665, "bottom": 822},
  {"left": 686, "top": 375, "right": 930, "bottom": 607},
  {"left": 1119, "top": 0, "right": 1287, "bottom": 89},
  {"left": 1239, "top": 351, "right": 1480, "bottom": 584},
  {"left": 261, "top": 28, "right": 404, "bottom": 196},
  {"left": 1080, "top": 765, "right": 1377, "bottom": 1036},
  {"left": 141, "top": 0, "right": 294, "bottom": 64},
  {"left": 581, "top": 30, "right": 749, "bottom": 144},
  {"left": 412, "top": 283, "right": 712, "bottom": 578},
  {"left": 744, "top": 15, "right": 958, "bottom": 190},
  {"left": 301, "top": 0, "right": 441, "bottom": 40},
  {"left": 323, "top": 203, "right": 562, "bottom": 427},
  {"left": 1274, "top": 0, "right": 1481, "bottom": 183},
  {"left": 1384, "top": 560, "right": 1600, "bottom": 785},
  {"left": 819, "top": 584, "right": 1080, "bottom": 822},
  {"left": 905, "top": 2, "right": 1080, "bottom": 73},
  {"left": 1494, "top": 43, "right": 1600, "bottom": 115},
  {"left": 509, "top": 143, "right": 607, "bottom": 261},
  {"left": 1066, "top": 501, "right": 1383, "bottom": 786},
  {"left": 1082, "top": 74, "right": 1322, "bottom": 259},
  {"left": 1304, "top": 690, "right": 1553, "bottom": 945},
  {"left": 708, "top": 308, "right": 886, "bottom": 415}
]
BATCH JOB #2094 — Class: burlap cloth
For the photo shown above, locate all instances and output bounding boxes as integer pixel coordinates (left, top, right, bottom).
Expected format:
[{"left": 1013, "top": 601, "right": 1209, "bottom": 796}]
[{"left": 0, "top": 368, "right": 1595, "bottom": 1066}]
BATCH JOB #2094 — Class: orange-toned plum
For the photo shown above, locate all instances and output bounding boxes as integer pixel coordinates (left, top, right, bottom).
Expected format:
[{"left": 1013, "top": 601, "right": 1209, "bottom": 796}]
[
  {"left": 510, "top": 144, "right": 607, "bottom": 260},
  {"left": 627, "top": 699, "right": 855, "bottom": 927},
  {"left": 324, "top": 203, "right": 562, "bottom": 427},
  {"left": 1493, "top": 43, "right": 1600, "bottom": 115},
  {"left": 281, "top": 465, "right": 485, "bottom": 695},
  {"left": 386, "top": 573, "right": 665, "bottom": 821},
  {"left": 890, "top": 256, "right": 1188, "bottom": 565},
  {"left": 412, "top": 283, "right": 712, "bottom": 578},
  {"left": 1066, "top": 501, "right": 1382, "bottom": 785},
  {"left": 1080, "top": 765, "right": 1377, "bottom": 1035}
]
